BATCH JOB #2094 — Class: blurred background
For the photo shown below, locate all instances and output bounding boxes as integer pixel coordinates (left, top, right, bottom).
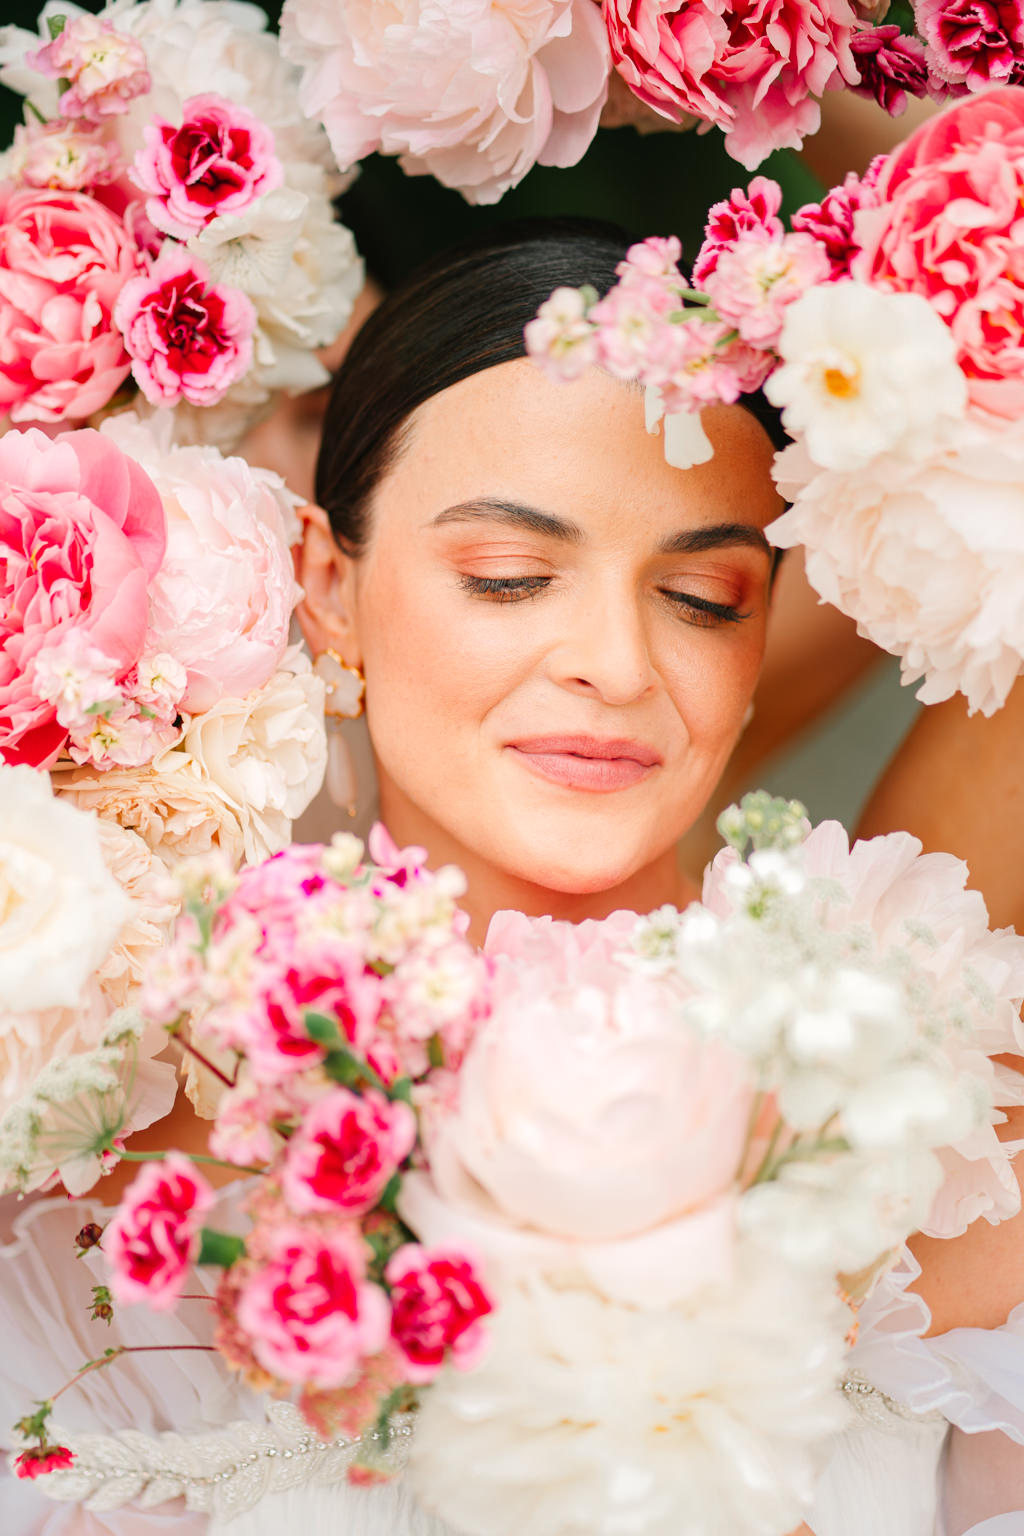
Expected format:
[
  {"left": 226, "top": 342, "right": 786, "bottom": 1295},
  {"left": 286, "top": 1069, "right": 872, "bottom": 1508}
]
[{"left": 1, "top": 0, "right": 922, "bottom": 862}]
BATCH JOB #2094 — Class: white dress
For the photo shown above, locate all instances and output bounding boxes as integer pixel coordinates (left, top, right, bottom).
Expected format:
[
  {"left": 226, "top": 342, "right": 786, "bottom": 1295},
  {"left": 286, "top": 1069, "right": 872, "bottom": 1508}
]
[{"left": 4, "top": 1194, "right": 1024, "bottom": 1536}]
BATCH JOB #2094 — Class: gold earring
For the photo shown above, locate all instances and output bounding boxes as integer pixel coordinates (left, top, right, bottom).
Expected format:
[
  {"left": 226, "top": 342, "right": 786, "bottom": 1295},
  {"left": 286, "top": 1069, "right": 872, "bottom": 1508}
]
[{"left": 313, "top": 650, "right": 365, "bottom": 815}]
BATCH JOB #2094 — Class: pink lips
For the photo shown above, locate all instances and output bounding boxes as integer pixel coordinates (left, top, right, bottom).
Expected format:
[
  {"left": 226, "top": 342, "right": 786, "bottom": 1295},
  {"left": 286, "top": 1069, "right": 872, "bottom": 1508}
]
[{"left": 506, "top": 734, "right": 662, "bottom": 792}]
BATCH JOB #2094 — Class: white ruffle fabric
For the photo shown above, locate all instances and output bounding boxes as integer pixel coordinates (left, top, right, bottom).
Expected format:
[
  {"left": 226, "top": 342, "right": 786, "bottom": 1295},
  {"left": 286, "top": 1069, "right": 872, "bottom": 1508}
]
[{"left": 808, "top": 1250, "right": 1024, "bottom": 1536}]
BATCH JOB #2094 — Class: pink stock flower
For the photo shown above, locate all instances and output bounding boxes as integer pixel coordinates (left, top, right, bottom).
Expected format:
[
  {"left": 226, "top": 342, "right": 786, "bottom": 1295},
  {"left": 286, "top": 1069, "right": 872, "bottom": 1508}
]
[
  {"left": 589, "top": 273, "right": 680, "bottom": 378},
  {"left": 915, "top": 0, "right": 1024, "bottom": 90},
  {"left": 617, "top": 234, "right": 684, "bottom": 282},
  {"left": 692, "top": 176, "right": 784, "bottom": 284},
  {"left": 208, "top": 1079, "right": 300, "bottom": 1167},
  {"left": 13, "top": 1447, "right": 75, "bottom": 1480},
  {"left": 657, "top": 317, "right": 772, "bottom": 413},
  {"left": 704, "top": 230, "right": 831, "bottom": 346},
  {"left": 852, "top": 88, "right": 1024, "bottom": 417},
  {"left": 132, "top": 94, "right": 283, "bottom": 242},
  {"left": 523, "top": 286, "right": 599, "bottom": 382},
  {"left": 115, "top": 249, "right": 255, "bottom": 408},
  {"left": 792, "top": 167, "right": 880, "bottom": 277},
  {"left": 0, "top": 183, "right": 144, "bottom": 423},
  {"left": 849, "top": 26, "right": 932, "bottom": 114},
  {"left": 7, "top": 120, "right": 121, "bottom": 192},
  {"left": 282, "top": 1087, "right": 417, "bottom": 1216},
  {"left": 236, "top": 1222, "right": 389, "bottom": 1387},
  {"left": 105, "top": 1153, "right": 215, "bottom": 1310},
  {"left": 382, "top": 941, "right": 492, "bottom": 1068},
  {"left": 0, "top": 427, "right": 165, "bottom": 768},
  {"left": 29, "top": 15, "right": 150, "bottom": 123},
  {"left": 386, "top": 1244, "right": 494, "bottom": 1384}
]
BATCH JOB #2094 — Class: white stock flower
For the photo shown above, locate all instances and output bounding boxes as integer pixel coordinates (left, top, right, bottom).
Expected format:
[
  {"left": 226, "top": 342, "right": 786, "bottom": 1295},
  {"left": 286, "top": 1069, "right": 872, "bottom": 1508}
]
[
  {"left": 280, "top": 0, "right": 610, "bottom": 206},
  {"left": 410, "top": 1244, "right": 849, "bottom": 1536},
  {"left": 770, "top": 410, "right": 1024, "bottom": 715},
  {"left": 765, "top": 282, "right": 968, "bottom": 473},
  {"left": 0, "top": 766, "right": 129, "bottom": 1015}
]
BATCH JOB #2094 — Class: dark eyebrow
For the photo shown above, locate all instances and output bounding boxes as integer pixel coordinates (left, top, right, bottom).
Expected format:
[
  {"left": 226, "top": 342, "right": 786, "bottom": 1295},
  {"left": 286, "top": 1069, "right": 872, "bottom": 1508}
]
[
  {"left": 431, "top": 498, "right": 584, "bottom": 543},
  {"left": 656, "top": 523, "right": 772, "bottom": 558}
]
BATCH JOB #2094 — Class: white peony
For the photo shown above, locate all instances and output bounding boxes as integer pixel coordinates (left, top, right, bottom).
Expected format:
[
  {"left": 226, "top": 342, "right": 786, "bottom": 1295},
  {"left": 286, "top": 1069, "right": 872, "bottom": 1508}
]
[
  {"left": 769, "top": 410, "right": 1024, "bottom": 715},
  {"left": 280, "top": 0, "right": 610, "bottom": 206},
  {"left": 765, "top": 282, "right": 968, "bottom": 473},
  {"left": 410, "top": 1243, "right": 850, "bottom": 1536},
  {"left": 0, "top": 766, "right": 129, "bottom": 1015}
]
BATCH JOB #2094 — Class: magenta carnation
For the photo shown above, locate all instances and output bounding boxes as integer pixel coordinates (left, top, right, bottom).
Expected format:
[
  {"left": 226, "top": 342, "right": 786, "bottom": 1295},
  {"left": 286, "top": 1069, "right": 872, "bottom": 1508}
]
[
  {"left": 386, "top": 1244, "right": 493, "bottom": 1385},
  {"left": 106, "top": 1154, "right": 215, "bottom": 1311},
  {"left": 115, "top": 250, "right": 255, "bottom": 407},
  {"left": 849, "top": 25, "right": 932, "bottom": 114},
  {"left": 915, "top": 0, "right": 1024, "bottom": 90},
  {"left": 792, "top": 167, "right": 881, "bottom": 277},
  {"left": 693, "top": 175, "right": 785, "bottom": 284}
]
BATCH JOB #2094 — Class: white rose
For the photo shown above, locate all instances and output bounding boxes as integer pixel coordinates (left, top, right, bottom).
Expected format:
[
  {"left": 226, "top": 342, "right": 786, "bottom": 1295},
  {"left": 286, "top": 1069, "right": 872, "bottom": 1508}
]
[
  {"left": 0, "top": 766, "right": 128, "bottom": 1014},
  {"left": 94, "top": 821, "right": 180, "bottom": 1009}
]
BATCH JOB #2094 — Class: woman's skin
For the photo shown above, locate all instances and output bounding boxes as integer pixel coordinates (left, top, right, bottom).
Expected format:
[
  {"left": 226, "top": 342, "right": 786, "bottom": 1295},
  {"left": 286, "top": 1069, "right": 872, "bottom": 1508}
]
[{"left": 298, "top": 361, "right": 782, "bottom": 942}]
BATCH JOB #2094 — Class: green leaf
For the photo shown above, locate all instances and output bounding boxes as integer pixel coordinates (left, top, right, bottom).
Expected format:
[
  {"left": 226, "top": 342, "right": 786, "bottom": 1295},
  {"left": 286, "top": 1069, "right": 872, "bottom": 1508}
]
[
  {"left": 197, "top": 1228, "right": 246, "bottom": 1268},
  {"left": 389, "top": 1076, "right": 413, "bottom": 1104},
  {"left": 378, "top": 1172, "right": 401, "bottom": 1215},
  {"left": 305, "top": 1011, "right": 342, "bottom": 1048},
  {"left": 427, "top": 1034, "right": 445, "bottom": 1071},
  {"left": 46, "top": 14, "right": 67, "bottom": 38}
]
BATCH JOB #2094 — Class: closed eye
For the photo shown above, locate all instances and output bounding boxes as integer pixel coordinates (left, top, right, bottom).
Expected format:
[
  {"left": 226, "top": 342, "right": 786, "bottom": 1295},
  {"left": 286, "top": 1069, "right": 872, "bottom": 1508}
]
[
  {"left": 661, "top": 590, "right": 747, "bottom": 627},
  {"left": 458, "top": 574, "right": 551, "bottom": 603}
]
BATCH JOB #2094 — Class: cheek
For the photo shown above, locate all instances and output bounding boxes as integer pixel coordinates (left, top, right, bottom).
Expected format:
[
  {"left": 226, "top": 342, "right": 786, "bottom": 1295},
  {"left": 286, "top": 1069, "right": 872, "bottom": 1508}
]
[{"left": 656, "top": 618, "right": 766, "bottom": 755}]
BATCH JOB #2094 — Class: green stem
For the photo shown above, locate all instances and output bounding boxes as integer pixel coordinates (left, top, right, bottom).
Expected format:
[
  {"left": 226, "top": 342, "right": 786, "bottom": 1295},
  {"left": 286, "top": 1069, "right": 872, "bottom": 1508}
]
[
  {"left": 115, "top": 1149, "right": 264, "bottom": 1176},
  {"left": 50, "top": 1345, "right": 217, "bottom": 1407}
]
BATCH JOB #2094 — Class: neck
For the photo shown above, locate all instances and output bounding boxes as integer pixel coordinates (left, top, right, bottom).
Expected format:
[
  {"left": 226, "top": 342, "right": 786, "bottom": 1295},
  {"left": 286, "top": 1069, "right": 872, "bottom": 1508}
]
[{"left": 377, "top": 792, "right": 699, "bottom": 946}]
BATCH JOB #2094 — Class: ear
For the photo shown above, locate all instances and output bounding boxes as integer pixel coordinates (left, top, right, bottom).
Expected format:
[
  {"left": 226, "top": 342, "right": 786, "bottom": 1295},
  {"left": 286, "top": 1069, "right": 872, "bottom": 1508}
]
[{"left": 294, "top": 503, "right": 363, "bottom": 668}]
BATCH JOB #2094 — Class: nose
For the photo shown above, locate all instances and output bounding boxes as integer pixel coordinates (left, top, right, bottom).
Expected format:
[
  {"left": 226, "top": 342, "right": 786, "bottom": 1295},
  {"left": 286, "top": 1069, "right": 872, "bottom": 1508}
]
[{"left": 546, "top": 578, "right": 656, "bottom": 707}]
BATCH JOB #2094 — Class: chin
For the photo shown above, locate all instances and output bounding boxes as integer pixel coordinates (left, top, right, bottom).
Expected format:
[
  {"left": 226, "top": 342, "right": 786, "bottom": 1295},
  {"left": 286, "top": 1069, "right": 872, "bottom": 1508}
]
[{"left": 498, "top": 822, "right": 658, "bottom": 899}]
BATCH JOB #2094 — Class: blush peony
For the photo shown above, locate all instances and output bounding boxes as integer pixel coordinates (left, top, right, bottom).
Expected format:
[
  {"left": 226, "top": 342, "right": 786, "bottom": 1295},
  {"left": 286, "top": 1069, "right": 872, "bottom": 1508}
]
[
  {"left": 105, "top": 1152, "right": 215, "bottom": 1309},
  {"left": 0, "top": 183, "right": 144, "bottom": 424},
  {"left": 853, "top": 88, "right": 1024, "bottom": 418},
  {"left": 0, "top": 426, "right": 166, "bottom": 768},
  {"left": 280, "top": 0, "right": 610, "bottom": 205}
]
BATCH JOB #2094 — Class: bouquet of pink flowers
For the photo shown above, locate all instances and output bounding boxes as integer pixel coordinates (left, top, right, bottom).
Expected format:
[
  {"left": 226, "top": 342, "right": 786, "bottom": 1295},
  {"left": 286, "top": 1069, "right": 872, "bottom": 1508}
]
[
  {"left": 0, "top": 413, "right": 326, "bottom": 1193},
  {"left": 0, "top": 0, "right": 362, "bottom": 447},
  {"left": 16, "top": 799, "right": 1023, "bottom": 1535},
  {"left": 529, "top": 87, "right": 1024, "bottom": 716}
]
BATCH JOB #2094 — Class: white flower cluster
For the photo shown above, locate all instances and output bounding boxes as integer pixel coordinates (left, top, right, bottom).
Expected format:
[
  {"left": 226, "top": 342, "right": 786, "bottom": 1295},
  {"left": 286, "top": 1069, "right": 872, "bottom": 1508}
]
[
  {"left": 0, "top": 0, "right": 363, "bottom": 448},
  {"left": 765, "top": 281, "right": 1024, "bottom": 715}
]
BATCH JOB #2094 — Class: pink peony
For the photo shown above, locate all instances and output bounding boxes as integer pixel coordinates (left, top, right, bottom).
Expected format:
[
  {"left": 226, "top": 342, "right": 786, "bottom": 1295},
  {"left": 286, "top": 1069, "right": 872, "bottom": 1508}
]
[
  {"left": 849, "top": 25, "right": 932, "bottom": 114},
  {"left": 915, "top": 0, "right": 1024, "bottom": 90},
  {"left": 792, "top": 167, "right": 880, "bottom": 277},
  {"left": 105, "top": 1153, "right": 215, "bottom": 1310},
  {"left": 132, "top": 94, "right": 283, "bottom": 242},
  {"left": 7, "top": 120, "right": 121, "bottom": 193},
  {"left": 280, "top": 0, "right": 610, "bottom": 206},
  {"left": 0, "top": 427, "right": 165, "bottom": 767},
  {"left": 236, "top": 1222, "right": 389, "bottom": 1387},
  {"left": 852, "top": 87, "right": 1024, "bottom": 417},
  {"left": 281, "top": 1087, "right": 417, "bottom": 1216},
  {"left": 692, "top": 176, "right": 785, "bottom": 285},
  {"left": 115, "top": 249, "right": 255, "bottom": 409},
  {"left": 29, "top": 15, "right": 150, "bottom": 124},
  {"left": 0, "top": 183, "right": 145, "bottom": 423},
  {"left": 386, "top": 1244, "right": 493, "bottom": 1384},
  {"left": 704, "top": 230, "right": 831, "bottom": 346}
]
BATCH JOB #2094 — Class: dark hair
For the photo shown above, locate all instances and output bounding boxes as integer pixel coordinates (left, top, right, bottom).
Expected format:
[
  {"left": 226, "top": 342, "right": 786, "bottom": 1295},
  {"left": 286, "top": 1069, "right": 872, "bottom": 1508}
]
[{"left": 316, "top": 217, "right": 785, "bottom": 552}]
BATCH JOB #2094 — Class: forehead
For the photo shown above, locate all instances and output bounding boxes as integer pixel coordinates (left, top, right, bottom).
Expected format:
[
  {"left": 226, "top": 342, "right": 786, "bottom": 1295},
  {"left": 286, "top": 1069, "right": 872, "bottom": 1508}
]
[{"left": 376, "top": 358, "right": 783, "bottom": 538}]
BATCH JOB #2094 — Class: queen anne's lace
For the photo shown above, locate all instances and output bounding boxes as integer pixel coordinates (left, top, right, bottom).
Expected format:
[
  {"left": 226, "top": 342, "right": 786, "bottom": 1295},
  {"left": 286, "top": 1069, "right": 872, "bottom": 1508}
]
[{"left": 30, "top": 1400, "right": 413, "bottom": 1521}]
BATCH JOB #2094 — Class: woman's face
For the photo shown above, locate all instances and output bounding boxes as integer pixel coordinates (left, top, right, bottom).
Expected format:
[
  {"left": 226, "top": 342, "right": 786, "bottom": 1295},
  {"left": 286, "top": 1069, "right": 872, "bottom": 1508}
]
[{"left": 309, "top": 359, "right": 782, "bottom": 900}]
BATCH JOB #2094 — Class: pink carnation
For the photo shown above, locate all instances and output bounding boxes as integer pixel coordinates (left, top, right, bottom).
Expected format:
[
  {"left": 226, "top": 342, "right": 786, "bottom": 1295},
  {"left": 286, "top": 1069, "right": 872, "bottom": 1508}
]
[
  {"left": 704, "top": 230, "right": 831, "bottom": 346},
  {"left": 792, "top": 167, "right": 880, "bottom": 277},
  {"left": 29, "top": 15, "right": 150, "bottom": 123},
  {"left": 692, "top": 176, "right": 784, "bottom": 285},
  {"left": 236, "top": 1222, "right": 389, "bottom": 1387},
  {"left": 852, "top": 87, "right": 1024, "bottom": 417},
  {"left": 238, "top": 952, "right": 382, "bottom": 1084},
  {"left": 604, "top": 0, "right": 733, "bottom": 129},
  {"left": 105, "top": 1153, "right": 215, "bottom": 1310},
  {"left": 0, "top": 183, "right": 144, "bottom": 423},
  {"left": 115, "top": 249, "right": 254, "bottom": 408},
  {"left": 133, "top": 94, "right": 282, "bottom": 242},
  {"left": 915, "top": 0, "right": 1024, "bottom": 90},
  {"left": 13, "top": 1447, "right": 75, "bottom": 1481},
  {"left": 282, "top": 1087, "right": 417, "bottom": 1216},
  {"left": 849, "top": 26, "right": 932, "bottom": 114},
  {"left": 0, "top": 426, "right": 165, "bottom": 767},
  {"left": 386, "top": 1244, "right": 493, "bottom": 1384}
]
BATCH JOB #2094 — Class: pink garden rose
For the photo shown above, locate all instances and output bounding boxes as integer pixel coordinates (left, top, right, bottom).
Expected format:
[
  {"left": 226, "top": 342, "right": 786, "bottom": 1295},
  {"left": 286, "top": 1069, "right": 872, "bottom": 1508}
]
[
  {"left": 280, "top": 0, "right": 610, "bottom": 205},
  {"left": 0, "top": 427, "right": 165, "bottom": 767},
  {"left": 115, "top": 249, "right": 255, "bottom": 408},
  {"left": 29, "top": 14, "right": 150, "bottom": 124},
  {"left": 282, "top": 1086, "right": 417, "bottom": 1216},
  {"left": 915, "top": 0, "right": 1024, "bottom": 91},
  {"left": 132, "top": 94, "right": 283, "bottom": 242},
  {"left": 236, "top": 1222, "right": 389, "bottom": 1387},
  {"left": 386, "top": 1244, "right": 493, "bottom": 1384},
  {"left": 0, "top": 183, "right": 144, "bottom": 423},
  {"left": 105, "top": 1153, "right": 215, "bottom": 1310},
  {"left": 853, "top": 87, "right": 1024, "bottom": 417},
  {"left": 606, "top": 0, "right": 860, "bottom": 169}
]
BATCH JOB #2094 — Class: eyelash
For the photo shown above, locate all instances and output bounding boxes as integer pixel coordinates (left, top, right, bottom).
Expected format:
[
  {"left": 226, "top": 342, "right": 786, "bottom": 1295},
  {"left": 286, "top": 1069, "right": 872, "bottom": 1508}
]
[{"left": 458, "top": 574, "right": 747, "bottom": 626}]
